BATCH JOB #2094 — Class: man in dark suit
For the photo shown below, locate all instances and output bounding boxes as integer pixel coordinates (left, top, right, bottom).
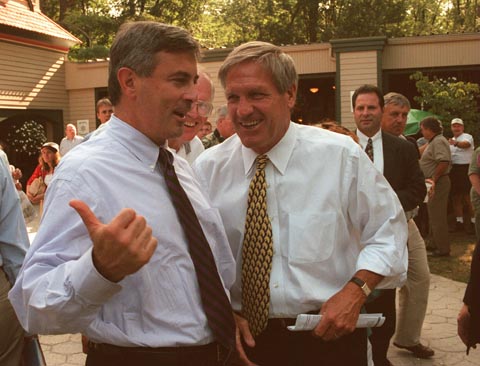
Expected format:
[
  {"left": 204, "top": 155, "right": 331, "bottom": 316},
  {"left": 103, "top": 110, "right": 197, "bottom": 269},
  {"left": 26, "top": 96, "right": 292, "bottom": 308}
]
[{"left": 353, "top": 85, "right": 426, "bottom": 366}]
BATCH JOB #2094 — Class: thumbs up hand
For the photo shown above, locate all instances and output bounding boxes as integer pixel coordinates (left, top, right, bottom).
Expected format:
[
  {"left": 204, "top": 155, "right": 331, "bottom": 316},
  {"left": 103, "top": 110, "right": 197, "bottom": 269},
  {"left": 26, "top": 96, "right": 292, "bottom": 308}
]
[{"left": 69, "top": 200, "right": 158, "bottom": 283}]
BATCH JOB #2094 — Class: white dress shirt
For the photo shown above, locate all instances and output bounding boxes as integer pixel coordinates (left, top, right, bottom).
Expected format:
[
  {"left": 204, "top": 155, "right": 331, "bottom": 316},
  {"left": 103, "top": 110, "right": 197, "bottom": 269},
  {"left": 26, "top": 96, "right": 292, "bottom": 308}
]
[
  {"left": 9, "top": 116, "right": 235, "bottom": 347},
  {"left": 177, "top": 136, "right": 205, "bottom": 165},
  {"left": 59, "top": 135, "right": 84, "bottom": 156},
  {"left": 193, "top": 122, "right": 408, "bottom": 318},
  {"left": 356, "top": 129, "right": 384, "bottom": 174}
]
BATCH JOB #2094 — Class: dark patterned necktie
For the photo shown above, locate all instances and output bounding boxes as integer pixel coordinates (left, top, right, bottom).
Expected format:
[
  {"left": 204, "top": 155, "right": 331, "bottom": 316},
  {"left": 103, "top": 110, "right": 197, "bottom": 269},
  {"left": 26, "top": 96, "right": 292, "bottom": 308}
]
[
  {"left": 365, "top": 138, "right": 374, "bottom": 162},
  {"left": 158, "top": 148, "right": 236, "bottom": 354},
  {"left": 241, "top": 154, "right": 273, "bottom": 337}
]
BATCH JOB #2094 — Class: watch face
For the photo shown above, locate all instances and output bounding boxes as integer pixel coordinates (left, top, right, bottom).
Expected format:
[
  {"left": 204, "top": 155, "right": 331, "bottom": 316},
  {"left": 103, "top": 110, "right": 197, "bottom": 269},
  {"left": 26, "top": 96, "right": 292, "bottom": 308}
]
[
  {"left": 362, "top": 284, "right": 371, "bottom": 297},
  {"left": 350, "top": 277, "right": 370, "bottom": 296}
]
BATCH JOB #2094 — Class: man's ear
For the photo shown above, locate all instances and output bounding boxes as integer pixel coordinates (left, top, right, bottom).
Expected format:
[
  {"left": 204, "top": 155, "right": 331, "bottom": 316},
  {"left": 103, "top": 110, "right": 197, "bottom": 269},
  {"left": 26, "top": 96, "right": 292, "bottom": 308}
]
[
  {"left": 286, "top": 84, "right": 297, "bottom": 109},
  {"left": 117, "top": 67, "right": 137, "bottom": 99}
]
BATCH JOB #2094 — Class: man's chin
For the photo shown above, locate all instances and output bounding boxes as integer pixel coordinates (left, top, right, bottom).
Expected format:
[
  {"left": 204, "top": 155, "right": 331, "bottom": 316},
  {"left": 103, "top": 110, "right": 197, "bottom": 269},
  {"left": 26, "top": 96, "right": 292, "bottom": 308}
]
[
  {"left": 181, "top": 129, "right": 197, "bottom": 142},
  {"left": 169, "top": 126, "right": 184, "bottom": 140}
]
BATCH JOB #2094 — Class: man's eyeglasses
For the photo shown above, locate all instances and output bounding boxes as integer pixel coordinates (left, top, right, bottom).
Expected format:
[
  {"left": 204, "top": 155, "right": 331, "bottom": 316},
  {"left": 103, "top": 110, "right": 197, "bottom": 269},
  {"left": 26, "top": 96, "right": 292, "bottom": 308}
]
[{"left": 190, "top": 101, "right": 213, "bottom": 117}]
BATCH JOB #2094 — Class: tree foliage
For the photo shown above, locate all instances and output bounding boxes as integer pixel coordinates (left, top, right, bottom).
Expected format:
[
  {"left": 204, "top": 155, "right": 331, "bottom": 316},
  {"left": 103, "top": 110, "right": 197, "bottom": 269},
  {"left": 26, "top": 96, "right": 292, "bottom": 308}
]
[
  {"left": 410, "top": 71, "right": 480, "bottom": 137},
  {"left": 39, "top": 0, "right": 480, "bottom": 60}
]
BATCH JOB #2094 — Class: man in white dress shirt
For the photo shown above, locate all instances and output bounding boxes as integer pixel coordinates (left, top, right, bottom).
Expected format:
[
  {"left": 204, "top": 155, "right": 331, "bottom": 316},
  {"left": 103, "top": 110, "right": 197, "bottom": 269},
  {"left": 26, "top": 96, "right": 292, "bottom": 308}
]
[
  {"left": 193, "top": 41, "right": 408, "bottom": 366},
  {"left": 168, "top": 71, "right": 213, "bottom": 164},
  {"left": 9, "top": 21, "right": 236, "bottom": 366},
  {"left": 59, "top": 123, "right": 84, "bottom": 156}
]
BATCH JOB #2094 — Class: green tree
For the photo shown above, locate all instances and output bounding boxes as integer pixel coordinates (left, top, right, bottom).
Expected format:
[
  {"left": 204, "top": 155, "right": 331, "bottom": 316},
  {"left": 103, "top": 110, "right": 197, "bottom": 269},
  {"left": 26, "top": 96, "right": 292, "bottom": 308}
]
[
  {"left": 332, "top": 0, "right": 407, "bottom": 38},
  {"left": 410, "top": 71, "right": 480, "bottom": 137},
  {"left": 40, "top": 0, "right": 480, "bottom": 58}
]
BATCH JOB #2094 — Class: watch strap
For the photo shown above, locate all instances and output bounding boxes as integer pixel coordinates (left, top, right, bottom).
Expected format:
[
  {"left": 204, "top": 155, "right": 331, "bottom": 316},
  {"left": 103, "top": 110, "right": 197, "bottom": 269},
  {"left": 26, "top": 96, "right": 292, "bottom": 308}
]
[{"left": 349, "top": 276, "right": 371, "bottom": 297}]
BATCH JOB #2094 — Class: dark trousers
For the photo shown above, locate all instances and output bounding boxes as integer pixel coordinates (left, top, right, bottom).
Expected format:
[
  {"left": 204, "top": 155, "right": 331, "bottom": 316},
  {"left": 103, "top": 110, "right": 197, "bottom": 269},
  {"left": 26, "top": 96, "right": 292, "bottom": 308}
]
[
  {"left": 243, "top": 318, "right": 368, "bottom": 366},
  {"left": 365, "top": 289, "right": 396, "bottom": 366},
  {"left": 86, "top": 342, "right": 224, "bottom": 366}
]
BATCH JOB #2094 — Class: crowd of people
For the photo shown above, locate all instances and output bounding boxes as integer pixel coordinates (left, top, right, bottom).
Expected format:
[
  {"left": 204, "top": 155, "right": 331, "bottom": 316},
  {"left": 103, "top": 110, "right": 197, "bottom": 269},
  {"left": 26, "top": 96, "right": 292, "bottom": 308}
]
[{"left": 0, "top": 20, "right": 479, "bottom": 366}]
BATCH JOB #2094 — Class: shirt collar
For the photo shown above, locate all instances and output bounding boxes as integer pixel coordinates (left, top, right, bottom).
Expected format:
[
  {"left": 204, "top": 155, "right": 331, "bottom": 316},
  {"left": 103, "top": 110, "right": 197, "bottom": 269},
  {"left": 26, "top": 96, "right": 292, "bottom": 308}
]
[
  {"left": 356, "top": 128, "right": 382, "bottom": 147},
  {"left": 108, "top": 115, "right": 162, "bottom": 172},
  {"left": 241, "top": 121, "right": 296, "bottom": 177}
]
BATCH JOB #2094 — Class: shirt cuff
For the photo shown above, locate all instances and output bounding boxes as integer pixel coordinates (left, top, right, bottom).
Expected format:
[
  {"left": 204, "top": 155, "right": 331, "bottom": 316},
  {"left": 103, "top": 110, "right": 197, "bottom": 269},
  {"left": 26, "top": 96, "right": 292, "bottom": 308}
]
[{"left": 70, "top": 247, "right": 122, "bottom": 305}]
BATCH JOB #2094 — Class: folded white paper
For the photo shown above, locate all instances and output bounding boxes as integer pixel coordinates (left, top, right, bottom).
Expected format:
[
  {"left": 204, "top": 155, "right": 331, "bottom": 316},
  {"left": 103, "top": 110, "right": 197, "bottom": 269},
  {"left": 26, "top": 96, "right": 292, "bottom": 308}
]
[{"left": 287, "top": 313, "right": 385, "bottom": 331}]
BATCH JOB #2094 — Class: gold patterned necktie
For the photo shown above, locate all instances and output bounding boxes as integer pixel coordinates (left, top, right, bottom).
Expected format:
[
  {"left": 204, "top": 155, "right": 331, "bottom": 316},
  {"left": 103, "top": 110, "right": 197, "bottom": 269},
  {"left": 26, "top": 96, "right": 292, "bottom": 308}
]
[
  {"left": 365, "top": 138, "right": 374, "bottom": 162},
  {"left": 241, "top": 154, "right": 273, "bottom": 337}
]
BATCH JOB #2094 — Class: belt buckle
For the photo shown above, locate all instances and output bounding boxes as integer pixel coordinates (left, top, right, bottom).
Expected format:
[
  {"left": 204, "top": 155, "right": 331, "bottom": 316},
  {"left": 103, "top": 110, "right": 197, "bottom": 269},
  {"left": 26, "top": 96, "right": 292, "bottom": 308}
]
[{"left": 87, "top": 341, "right": 98, "bottom": 351}]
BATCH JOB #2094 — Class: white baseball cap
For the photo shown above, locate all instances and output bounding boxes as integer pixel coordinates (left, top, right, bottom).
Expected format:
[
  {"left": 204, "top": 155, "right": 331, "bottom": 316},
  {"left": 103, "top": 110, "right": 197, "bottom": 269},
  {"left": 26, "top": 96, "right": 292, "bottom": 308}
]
[{"left": 451, "top": 118, "right": 463, "bottom": 125}]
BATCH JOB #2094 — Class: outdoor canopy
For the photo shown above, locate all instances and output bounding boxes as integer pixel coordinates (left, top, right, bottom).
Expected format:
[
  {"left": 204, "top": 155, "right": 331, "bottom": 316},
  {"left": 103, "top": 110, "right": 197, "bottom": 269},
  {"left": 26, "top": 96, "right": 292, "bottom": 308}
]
[{"left": 405, "top": 109, "right": 439, "bottom": 136}]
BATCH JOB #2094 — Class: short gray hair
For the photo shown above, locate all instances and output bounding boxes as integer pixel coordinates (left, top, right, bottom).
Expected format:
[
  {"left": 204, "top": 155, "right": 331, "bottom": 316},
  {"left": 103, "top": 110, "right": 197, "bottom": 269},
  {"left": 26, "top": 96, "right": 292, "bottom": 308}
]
[
  {"left": 197, "top": 66, "right": 215, "bottom": 101},
  {"left": 384, "top": 92, "right": 411, "bottom": 109},
  {"left": 218, "top": 41, "right": 298, "bottom": 94},
  {"left": 216, "top": 105, "right": 228, "bottom": 121}
]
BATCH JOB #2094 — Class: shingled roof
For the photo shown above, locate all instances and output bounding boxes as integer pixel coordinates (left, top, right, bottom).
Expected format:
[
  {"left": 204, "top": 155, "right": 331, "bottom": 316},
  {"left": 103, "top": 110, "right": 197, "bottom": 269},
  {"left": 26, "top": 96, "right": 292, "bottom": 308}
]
[{"left": 0, "top": 1, "right": 81, "bottom": 48}]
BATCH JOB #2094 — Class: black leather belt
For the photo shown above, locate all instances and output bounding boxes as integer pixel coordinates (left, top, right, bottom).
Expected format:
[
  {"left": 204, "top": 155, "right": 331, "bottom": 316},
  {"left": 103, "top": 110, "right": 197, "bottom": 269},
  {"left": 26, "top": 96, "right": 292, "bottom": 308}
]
[
  {"left": 268, "top": 318, "right": 297, "bottom": 328},
  {"left": 88, "top": 341, "right": 221, "bottom": 362}
]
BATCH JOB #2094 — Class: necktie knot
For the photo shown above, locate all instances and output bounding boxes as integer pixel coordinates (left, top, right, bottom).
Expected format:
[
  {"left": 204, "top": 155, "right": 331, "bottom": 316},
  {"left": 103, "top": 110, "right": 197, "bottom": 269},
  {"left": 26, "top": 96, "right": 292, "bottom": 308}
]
[
  {"left": 256, "top": 154, "right": 269, "bottom": 170},
  {"left": 158, "top": 148, "right": 174, "bottom": 168}
]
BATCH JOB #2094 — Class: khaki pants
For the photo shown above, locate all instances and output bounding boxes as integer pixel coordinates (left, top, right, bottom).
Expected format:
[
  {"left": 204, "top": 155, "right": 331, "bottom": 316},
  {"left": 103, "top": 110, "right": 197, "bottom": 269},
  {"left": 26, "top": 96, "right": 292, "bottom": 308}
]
[
  {"left": 394, "top": 220, "right": 431, "bottom": 346},
  {"left": 0, "top": 269, "right": 25, "bottom": 366},
  {"left": 427, "top": 175, "right": 451, "bottom": 254},
  {"left": 471, "top": 188, "right": 480, "bottom": 240}
]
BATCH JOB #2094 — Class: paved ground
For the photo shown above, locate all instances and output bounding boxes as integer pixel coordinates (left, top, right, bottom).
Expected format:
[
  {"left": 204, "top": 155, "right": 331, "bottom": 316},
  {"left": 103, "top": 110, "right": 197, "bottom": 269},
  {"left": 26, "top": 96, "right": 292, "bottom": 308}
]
[
  {"left": 37, "top": 274, "right": 480, "bottom": 366},
  {"left": 26, "top": 225, "right": 480, "bottom": 365}
]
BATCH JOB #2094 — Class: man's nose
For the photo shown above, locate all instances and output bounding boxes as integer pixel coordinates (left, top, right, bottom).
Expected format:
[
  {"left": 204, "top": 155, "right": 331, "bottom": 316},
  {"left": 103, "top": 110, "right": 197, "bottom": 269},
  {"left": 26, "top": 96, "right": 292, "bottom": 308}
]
[
  {"left": 186, "top": 102, "right": 200, "bottom": 118},
  {"left": 236, "top": 98, "right": 253, "bottom": 116}
]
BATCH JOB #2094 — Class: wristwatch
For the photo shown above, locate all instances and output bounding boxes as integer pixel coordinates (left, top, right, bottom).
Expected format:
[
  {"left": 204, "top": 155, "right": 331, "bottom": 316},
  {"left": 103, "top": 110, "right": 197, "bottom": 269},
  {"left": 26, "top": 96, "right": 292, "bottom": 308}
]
[{"left": 349, "top": 277, "right": 371, "bottom": 297}]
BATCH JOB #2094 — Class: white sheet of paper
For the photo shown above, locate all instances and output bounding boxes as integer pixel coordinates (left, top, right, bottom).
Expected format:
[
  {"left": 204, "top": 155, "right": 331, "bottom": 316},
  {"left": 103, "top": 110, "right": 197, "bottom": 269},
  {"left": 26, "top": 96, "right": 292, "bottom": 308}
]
[{"left": 287, "top": 313, "right": 385, "bottom": 331}]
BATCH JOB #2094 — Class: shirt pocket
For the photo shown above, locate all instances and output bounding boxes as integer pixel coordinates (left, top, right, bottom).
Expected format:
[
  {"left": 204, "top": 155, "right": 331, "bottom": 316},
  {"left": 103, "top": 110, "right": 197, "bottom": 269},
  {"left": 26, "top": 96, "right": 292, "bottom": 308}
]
[{"left": 286, "top": 212, "right": 337, "bottom": 263}]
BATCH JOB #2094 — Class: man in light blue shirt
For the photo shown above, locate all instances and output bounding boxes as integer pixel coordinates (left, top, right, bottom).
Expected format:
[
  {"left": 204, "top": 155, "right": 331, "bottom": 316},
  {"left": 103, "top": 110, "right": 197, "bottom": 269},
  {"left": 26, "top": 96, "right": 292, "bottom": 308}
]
[
  {"left": 9, "top": 22, "right": 236, "bottom": 366},
  {"left": 0, "top": 156, "right": 29, "bottom": 365}
]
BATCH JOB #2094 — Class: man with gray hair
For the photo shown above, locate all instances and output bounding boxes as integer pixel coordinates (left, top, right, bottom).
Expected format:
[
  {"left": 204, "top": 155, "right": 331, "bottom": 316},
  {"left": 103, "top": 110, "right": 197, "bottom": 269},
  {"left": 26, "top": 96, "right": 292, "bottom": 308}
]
[
  {"left": 59, "top": 123, "right": 84, "bottom": 156},
  {"left": 10, "top": 21, "right": 236, "bottom": 366},
  {"left": 194, "top": 41, "right": 408, "bottom": 366},
  {"left": 168, "top": 70, "right": 214, "bottom": 164},
  {"left": 202, "top": 105, "right": 235, "bottom": 149},
  {"left": 381, "top": 92, "right": 434, "bottom": 359}
]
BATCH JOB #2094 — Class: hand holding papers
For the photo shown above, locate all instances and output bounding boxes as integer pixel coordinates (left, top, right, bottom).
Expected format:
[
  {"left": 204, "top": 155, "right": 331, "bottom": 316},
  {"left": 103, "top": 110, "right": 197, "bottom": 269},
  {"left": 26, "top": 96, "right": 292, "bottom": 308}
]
[{"left": 287, "top": 313, "right": 385, "bottom": 331}]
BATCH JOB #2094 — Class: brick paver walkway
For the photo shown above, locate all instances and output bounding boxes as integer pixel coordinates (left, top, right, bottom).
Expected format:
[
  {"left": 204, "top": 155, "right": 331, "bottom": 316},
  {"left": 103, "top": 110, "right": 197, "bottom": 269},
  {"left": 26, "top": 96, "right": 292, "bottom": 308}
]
[
  {"left": 37, "top": 275, "right": 480, "bottom": 365},
  {"left": 27, "top": 223, "right": 480, "bottom": 365}
]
